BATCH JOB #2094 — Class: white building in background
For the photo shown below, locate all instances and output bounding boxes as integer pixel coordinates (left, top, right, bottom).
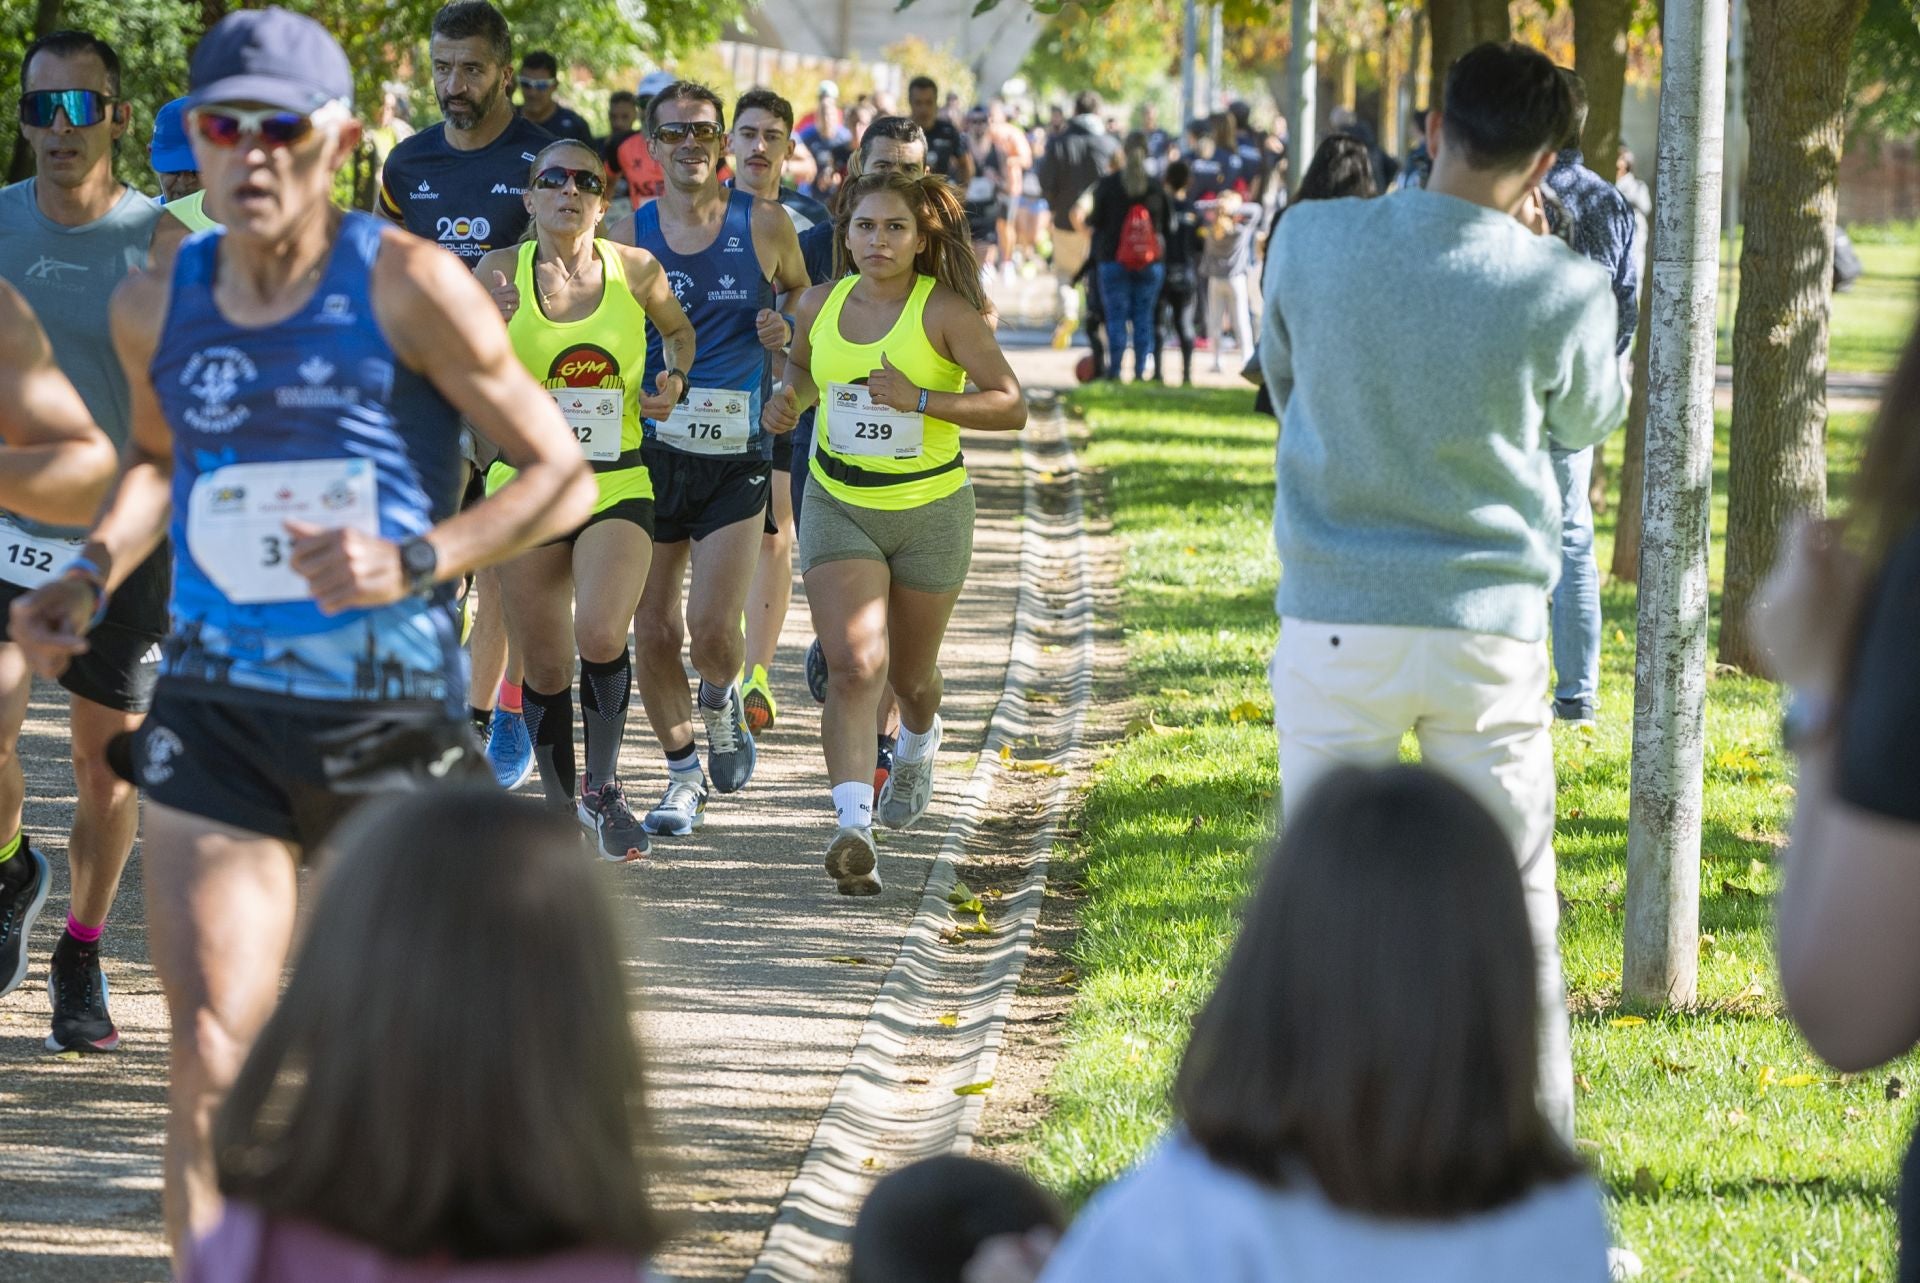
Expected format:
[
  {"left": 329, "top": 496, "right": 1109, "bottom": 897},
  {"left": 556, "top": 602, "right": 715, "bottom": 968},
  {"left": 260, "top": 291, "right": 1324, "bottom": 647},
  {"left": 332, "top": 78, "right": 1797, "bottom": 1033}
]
[{"left": 732, "top": 0, "right": 1045, "bottom": 99}]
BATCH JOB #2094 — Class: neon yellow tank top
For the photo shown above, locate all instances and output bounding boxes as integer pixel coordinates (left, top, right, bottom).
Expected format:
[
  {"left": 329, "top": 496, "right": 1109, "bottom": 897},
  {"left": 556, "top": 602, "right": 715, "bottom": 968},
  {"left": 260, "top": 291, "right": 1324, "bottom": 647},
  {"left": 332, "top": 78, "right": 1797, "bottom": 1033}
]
[
  {"left": 166, "top": 190, "right": 216, "bottom": 233},
  {"left": 807, "top": 273, "right": 969, "bottom": 511},
  {"left": 488, "top": 237, "right": 653, "bottom": 509}
]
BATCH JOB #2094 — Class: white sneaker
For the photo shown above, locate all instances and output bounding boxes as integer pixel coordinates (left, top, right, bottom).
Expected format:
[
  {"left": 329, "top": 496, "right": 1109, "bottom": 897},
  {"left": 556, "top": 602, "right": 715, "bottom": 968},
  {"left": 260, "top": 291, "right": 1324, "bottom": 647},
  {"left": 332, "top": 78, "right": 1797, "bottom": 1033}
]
[
  {"left": 824, "top": 825, "right": 881, "bottom": 896},
  {"left": 877, "top": 719, "right": 939, "bottom": 830}
]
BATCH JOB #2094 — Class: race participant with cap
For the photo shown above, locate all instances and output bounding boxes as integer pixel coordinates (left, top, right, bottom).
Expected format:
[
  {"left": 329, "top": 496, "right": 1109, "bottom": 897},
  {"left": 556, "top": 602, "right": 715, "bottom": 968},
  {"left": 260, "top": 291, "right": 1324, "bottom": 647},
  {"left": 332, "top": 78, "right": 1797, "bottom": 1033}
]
[
  {"left": 610, "top": 80, "right": 808, "bottom": 838},
  {"left": 614, "top": 70, "right": 677, "bottom": 213},
  {"left": 0, "top": 28, "right": 167, "bottom": 1054},
  {"left": 149, "top": 96, "right": 215, "bottom": 254},
  {"left": 8, "top": 9, "right": 592, "bottom": 1255},
  {"left": 515, "top": 49, "right": 595, "bottom": 145},
  {"left": 379, "top": 0, "right": 553, "bottom": 791},
  {"left": 764, "top": 171, "right": 1024, "bottom": 895},
  {"left": 728, "top": 87, "right": 828, "bottom": 736},
  {"left": 478, "top": 137, "right": 694, "bottom": 859}
]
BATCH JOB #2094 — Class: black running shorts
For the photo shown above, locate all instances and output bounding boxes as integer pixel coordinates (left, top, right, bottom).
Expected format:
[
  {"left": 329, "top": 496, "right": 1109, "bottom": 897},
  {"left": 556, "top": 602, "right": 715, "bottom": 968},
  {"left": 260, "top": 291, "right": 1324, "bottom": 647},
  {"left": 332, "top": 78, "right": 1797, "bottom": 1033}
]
[
  {"left": 642, "top": 444, "right": 773, "bottom": 545},
  {"left": 131, "top": 682, "right": 489, "bottom": 849},
  {"left": 0, "top": 545, "right": 171, "bottom": 714}
]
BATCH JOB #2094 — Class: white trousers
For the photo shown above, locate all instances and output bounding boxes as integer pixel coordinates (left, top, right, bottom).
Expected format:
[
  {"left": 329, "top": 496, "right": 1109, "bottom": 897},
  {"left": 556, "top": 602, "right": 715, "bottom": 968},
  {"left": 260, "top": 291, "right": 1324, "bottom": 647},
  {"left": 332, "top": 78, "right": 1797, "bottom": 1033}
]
[
  {"left": 1206, "top": 273, "right": 1254, "bottom": 366},
  {"left": 1269, "top": 617, "right": 1575, "bottom": 1140}
]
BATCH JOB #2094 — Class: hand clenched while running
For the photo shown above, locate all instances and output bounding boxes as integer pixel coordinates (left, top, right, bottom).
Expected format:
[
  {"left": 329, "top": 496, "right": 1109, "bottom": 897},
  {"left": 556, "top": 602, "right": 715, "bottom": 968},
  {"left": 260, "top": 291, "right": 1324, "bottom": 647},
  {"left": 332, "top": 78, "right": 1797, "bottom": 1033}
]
[
  {"left": 755, "top": 307, "right": 791, "bottom": 353},
  {"left": 8, "top": 575, "right": 97, "bottom": 680},
  {"left": 284, "top": 520, "right": 406, "bottom": 614},
  {"left": 639, "top": 368, "right": 684, "bottom": 421},
  {"left": 867, "top": 352, "right": 922, "bottom": 413},
  {"left": 762, "top": 383, "right": 800, "bottom": 435},
  {"left": 488, "top": 270, "right": 521, "bottom": 321}
]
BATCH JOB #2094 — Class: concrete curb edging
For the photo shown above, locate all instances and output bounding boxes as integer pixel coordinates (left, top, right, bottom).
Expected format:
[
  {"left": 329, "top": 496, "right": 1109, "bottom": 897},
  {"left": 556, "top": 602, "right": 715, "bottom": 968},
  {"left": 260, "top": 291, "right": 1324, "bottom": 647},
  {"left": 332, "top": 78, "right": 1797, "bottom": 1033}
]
[{"left": 744, "top": 397, "right": 1094, "bottom": 1282}]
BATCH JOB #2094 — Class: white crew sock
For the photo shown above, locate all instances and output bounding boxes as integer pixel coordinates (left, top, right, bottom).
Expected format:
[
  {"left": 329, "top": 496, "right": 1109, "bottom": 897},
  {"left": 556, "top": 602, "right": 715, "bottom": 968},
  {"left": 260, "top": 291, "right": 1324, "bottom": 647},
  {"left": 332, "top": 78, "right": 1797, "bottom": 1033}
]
[
  {"left": 833, "top": 781, "right": 874, "bottom": 830},
  {"left": 895, "top": 716, "right": 942, "bottom": 763}
]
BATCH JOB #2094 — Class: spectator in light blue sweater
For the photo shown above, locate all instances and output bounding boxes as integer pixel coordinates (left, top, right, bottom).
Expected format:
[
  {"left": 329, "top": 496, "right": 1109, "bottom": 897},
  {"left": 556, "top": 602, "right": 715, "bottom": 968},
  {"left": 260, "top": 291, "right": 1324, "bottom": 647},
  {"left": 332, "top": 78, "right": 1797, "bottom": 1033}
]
[
  {"left": 1039, "top": 767, "right": 1612, "bottom": 1283},
  {"left": 1258, "top": 41, "right": 1625, "bottom": 1141}
]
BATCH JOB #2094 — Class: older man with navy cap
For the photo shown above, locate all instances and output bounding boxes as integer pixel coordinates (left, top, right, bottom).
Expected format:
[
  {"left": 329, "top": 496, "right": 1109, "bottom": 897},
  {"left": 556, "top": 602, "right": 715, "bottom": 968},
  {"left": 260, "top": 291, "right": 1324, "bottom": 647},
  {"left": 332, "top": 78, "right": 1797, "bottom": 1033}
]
[{"left": 10, "top": 6, "right": 594, "bottom": 1261}]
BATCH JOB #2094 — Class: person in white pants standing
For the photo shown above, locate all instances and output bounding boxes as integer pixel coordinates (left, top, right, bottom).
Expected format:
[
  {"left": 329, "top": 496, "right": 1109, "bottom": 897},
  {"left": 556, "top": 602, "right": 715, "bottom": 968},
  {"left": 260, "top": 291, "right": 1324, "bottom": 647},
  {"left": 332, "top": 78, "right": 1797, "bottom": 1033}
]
[{"left": 1258, "top": 41, "right": 1627, "bottom": 1140}]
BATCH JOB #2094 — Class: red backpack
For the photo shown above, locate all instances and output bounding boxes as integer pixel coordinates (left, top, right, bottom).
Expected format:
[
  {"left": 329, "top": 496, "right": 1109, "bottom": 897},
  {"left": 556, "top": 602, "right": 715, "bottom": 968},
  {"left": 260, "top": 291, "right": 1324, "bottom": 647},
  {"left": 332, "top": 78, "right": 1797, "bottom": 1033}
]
[{"left": 1116, "top": 201, "right": 1161, "bottom": 271}]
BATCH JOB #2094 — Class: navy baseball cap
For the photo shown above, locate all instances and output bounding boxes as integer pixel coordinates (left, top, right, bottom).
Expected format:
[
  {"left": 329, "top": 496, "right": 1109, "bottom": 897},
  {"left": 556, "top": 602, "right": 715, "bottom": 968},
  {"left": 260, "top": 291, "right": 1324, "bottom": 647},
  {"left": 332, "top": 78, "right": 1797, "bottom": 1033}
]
[
  {"left": 149, "top": 97, "right": 196, "bottom": 173},
  {"left": 188, "top": 7, "right": 353, "bottom": 115}
]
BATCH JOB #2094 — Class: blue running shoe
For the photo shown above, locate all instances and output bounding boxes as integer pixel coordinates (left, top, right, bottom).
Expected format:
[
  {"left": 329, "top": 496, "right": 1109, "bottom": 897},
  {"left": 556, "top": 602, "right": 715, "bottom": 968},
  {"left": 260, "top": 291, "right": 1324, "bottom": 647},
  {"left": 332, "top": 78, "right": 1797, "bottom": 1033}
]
[
  {"left": 806, "top": 637, "right": 829, "bottom": 705},
  {"left": 486, "top": 708, "right": 534, "bottom": 791},
  {"left": 643, "top": 772, "right": 709, "bottom": 836},
  {"left": 701, "top": 684, "right": 757, "bottom": 794}
]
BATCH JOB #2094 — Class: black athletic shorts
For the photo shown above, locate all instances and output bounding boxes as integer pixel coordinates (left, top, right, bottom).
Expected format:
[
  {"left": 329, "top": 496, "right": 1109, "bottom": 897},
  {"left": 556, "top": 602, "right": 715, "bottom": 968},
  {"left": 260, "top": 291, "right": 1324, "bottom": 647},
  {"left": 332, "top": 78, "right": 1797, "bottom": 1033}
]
[
  {"left": 548, "top": 496, "right": 656, "bottom": 548},
  {"left": 131, "top": 682, "right": 489, "bottom": 849},
  {"left": 642, "top": 444, "right": 772, "bottom": 544},
  {"left": 0, "top": 545, "right": 170, "bottom": 714}
]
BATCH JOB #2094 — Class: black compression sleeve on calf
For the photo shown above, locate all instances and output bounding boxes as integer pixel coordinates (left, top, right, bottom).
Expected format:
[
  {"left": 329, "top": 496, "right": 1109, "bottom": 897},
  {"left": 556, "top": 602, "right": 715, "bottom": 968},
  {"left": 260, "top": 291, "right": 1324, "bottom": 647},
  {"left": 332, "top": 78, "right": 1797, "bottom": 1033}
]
[
  {"left": 523, "top": 683, "right": 576, "bottom": 805},
  {"left": 578, "top": 649, "right": 633, "bottom": 791}
]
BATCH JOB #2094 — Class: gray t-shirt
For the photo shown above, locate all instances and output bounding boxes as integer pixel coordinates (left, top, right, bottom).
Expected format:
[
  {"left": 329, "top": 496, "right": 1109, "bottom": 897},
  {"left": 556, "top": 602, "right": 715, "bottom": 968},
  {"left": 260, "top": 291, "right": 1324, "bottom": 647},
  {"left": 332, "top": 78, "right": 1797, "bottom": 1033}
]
[
  {"left": 0, "top": 179, "right": 158, "bottom": 533},
  {"left": 1040, "top": 1134, "right": 1612, "bottom": 1283}
]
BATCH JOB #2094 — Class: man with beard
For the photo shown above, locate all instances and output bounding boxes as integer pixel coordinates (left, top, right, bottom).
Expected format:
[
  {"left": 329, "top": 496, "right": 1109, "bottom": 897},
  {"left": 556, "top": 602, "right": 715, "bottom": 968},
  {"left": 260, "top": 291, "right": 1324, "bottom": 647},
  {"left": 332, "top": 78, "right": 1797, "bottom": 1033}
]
[{"left": 378, "top": 0, "right": 551, "bottom": 793}]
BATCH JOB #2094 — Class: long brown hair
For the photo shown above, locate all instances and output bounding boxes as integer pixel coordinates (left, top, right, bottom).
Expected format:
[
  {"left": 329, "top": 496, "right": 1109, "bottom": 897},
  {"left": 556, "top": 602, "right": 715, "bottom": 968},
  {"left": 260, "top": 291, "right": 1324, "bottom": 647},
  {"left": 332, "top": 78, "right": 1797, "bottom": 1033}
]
[
  {"left": 1174, "top": 765, "right": 1581, "bottom": 1218},
  {"left": 213, "top": 789, "right": 665, "bottom": 1260},
  {"left": 831, "top": 170, "right": 986, "bottom": 312}
]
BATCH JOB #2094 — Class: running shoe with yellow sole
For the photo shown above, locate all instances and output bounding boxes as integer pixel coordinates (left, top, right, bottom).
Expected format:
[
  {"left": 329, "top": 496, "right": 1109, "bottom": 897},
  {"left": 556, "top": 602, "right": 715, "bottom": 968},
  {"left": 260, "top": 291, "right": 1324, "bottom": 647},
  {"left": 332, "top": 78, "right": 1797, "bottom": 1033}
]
[{"left": 742, "top": 664, "right": 778, "bottom": 734}]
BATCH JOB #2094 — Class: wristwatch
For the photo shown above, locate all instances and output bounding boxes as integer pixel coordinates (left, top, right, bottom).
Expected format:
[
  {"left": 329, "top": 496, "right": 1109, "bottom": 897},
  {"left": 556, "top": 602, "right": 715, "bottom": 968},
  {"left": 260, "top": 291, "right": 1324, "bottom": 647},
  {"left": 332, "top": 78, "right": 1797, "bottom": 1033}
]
[
  {"left": 666, "top": 368, "right": 689, "bottom": 402},
  {"left": 399, "top": 536, "right": 438, "bottom": 596}
]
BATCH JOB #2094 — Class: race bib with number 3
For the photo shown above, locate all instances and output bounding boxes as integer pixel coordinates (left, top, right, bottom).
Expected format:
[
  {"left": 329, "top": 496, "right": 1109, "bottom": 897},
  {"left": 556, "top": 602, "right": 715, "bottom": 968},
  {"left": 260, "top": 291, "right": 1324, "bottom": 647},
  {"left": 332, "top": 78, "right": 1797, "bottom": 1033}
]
[
  {"left": 551, "top": 387, "right": 623, "bottom": 463},
  {"left": 186, "top": 458, "right": 380, "bottom": 605},
  {"left": 0, "top": 516, "right": 82, "bottom": 590},
  {"left": 655, "top": 386, "right": 751, "bottom": 456},
  {"left": 825, "top": 382, "right": 925, "bottom": 461}
]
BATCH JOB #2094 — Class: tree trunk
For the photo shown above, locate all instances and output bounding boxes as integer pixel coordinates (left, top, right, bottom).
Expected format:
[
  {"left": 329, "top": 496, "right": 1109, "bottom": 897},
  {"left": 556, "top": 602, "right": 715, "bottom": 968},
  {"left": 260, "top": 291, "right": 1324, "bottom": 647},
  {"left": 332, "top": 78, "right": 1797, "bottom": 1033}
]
[
  {"left": 1427, "top": 0, "right": 1511, "bottom": 109},
  {"left": 1287, "top": 0, "right": 1318, "bottom": 189},
  {"left": 1572, "top": 0, "right": 1634, "bottom": 178},
  {"left": 1718, "top": 0, "right": 1867, "bottom": 673},
  {"left": 1611, "top": 253, "right": 1655, "bottom": 581},
  {"left": 1411, "top": 5, "right": 1431, "bottom": 111},
  {"left": 1623, "top": 0, "right": 1728, "bottom": 1012}
]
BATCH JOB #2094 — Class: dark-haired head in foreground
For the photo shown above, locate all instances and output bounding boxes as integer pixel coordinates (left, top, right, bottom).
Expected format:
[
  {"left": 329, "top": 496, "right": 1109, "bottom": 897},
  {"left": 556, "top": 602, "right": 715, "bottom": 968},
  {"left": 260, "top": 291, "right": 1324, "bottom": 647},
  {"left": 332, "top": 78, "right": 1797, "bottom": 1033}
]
[
  {"left": 1176, "top": 764, "right": 1581, "bottom": 1218},
  {"left": 852, "top": 1154, "right": 1066, "bottom": 1283}
]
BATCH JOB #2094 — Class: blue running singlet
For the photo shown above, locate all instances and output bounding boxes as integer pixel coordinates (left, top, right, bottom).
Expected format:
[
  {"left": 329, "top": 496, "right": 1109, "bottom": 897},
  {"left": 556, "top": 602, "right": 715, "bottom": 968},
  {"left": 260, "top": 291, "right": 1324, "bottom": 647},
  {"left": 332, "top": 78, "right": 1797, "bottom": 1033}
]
[
  {"left": 634, "top": 189, "right": 774, "bottom": 460},
  {"left": 149, "top": 212, "right": 467, "bottom": 711}
]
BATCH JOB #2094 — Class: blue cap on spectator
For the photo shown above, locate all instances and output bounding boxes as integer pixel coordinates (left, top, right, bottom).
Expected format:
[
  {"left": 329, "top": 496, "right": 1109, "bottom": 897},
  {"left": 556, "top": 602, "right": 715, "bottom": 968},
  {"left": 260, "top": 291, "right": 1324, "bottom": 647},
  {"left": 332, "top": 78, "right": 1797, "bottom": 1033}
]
[
  {"left": 150, "top": 97, "right": 196, "bottom": 173},
  {"left": 187, "top": 7, "right": 353, "bottom": 115}
]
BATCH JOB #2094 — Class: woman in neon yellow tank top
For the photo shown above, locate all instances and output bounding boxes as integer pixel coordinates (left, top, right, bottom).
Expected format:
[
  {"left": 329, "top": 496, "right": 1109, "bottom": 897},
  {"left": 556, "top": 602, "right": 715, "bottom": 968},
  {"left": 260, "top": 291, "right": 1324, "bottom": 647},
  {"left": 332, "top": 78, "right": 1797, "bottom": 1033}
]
[
  {"left": 478, "top": 140, "right": 696, "bottom": 862},
  {"left": 764, "top": 171, "right": 1026, "bottom": 896}
]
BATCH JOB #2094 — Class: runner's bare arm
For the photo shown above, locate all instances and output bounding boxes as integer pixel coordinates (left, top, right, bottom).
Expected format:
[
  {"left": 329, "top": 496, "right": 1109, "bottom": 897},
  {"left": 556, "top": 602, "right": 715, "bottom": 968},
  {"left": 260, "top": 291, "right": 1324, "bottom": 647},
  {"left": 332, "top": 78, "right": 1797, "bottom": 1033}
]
[
  {"left": 752, "top": 195, "right": 812, "bottom": 302},
  {"left": 8, "top": 271, "right": 179, "bottom": 677},
  {"left": 0, "top": 281, "right": 120, "bottom": 525},
  {"left": 371, "top": 231, "right": 594, "bottom": 588},
  {"left": 615, "top": 245, "right": 696, "bottom": 419},
  {"left": 879, "top": 286, "right": 1025, "bottom": 432},
  {"left": 474, "top": 246, "right": 521, "bottom": 321},
  {"left": 762, "top": 281, "right": 829, "bottom": 436}
]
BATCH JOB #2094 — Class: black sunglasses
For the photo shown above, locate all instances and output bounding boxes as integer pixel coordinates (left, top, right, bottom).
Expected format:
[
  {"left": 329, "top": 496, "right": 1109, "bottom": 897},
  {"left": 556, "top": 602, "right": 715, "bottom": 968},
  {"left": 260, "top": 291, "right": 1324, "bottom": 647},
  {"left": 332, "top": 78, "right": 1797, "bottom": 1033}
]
[
  {"left": 653, "top": 120, "right": 721, "bottom": 144},
  {"left": 18, "top": 89, "right": 116, "bottom": 129},
  {"left": 533, "top": 165, "right": 605, "bottom": 195}
]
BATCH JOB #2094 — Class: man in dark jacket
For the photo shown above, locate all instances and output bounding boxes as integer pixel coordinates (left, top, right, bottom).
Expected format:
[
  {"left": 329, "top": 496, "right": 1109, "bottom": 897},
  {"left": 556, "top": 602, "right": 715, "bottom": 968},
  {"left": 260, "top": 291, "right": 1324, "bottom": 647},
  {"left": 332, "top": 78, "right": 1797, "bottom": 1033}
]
[{"left": 1036, "top": 89, "right": 1120, "bottom": 345}]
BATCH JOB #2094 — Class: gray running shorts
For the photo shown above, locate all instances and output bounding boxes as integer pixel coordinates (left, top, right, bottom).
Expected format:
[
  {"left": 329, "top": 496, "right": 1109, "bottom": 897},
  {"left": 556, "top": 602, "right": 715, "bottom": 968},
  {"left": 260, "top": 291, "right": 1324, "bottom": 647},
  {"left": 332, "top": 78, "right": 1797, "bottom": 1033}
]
[{"left": 797, "top": 476, "right": 975, "bottom": 595}]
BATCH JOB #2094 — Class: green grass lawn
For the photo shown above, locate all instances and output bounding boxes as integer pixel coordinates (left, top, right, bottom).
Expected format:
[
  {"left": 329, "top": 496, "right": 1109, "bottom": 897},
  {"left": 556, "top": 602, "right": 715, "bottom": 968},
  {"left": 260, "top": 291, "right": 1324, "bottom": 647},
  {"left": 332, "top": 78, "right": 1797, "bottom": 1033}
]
[
  {"left": 1028, "top": 383, "right": 1920, "bottom": 1280},
  {"left": 1716, "top": 237, "right": 1919, "bottom": 376}
]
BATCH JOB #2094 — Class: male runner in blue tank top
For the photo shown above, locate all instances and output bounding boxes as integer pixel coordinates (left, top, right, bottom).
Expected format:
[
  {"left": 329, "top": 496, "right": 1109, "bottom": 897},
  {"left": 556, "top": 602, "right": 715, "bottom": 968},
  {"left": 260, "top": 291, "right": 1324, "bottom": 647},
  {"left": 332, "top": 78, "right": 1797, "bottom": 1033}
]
[
  {"left": 379, "top": 0, "right": 553, "bottom": 791},
  {"left": 9, "top": 10, "right": 593, "bottom": 1260},
  {"left": 0, "top": 27, "right": 170, "bottom": 1056},
  {"left": 612, "top": 81, "right": 808, "bottom": 838}
]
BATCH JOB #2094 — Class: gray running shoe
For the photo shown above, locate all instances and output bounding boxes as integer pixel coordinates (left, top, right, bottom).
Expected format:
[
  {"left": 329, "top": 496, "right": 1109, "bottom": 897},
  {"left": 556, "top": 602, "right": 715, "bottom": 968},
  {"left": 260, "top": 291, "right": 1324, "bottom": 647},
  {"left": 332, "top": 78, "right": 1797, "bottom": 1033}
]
[
  {"left": 579, "top": 780, "right": 650, "bottom": 862},
  {"left": 824, "top": 825, "right": 881, "bottom": 896},
  {"left": 0, "top": 842, "right": 49, "bottom": 998},
  {"left": 877, "top": 723, "right": 939, "bottom": 830},
  {"left": 702, "top": 684, "right": 757, "bottom": 793},
  {"left": 643, "top": 773, "right": 709, "bottom": 836}
]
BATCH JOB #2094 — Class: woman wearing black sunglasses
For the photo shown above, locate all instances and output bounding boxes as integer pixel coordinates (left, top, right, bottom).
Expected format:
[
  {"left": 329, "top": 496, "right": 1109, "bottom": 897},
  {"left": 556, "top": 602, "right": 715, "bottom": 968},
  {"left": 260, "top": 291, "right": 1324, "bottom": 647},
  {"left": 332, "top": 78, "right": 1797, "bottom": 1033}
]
[{"left": 475, "top": 139, "right": 697, "bottom": 861}]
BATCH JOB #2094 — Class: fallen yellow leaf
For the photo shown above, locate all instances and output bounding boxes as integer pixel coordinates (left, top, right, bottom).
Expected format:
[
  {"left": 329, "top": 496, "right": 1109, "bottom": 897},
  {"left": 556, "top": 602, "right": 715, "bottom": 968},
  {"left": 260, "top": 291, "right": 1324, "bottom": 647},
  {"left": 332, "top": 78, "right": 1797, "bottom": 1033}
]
[
  {"left": 953, "top": 1079, "right": 995, "bottom": 1096},
  {"left": 1609, "top": 1016, "right": 1646, "bottom": 1027},
  {"left": 1778, "top": 1073, "right": 1821, "bottom": 1088},
  {"left": 936, "top": 1012, "right": 960, "bottom": 1028},
  {"left": 825, "top": 955, "right": 871, "bottom": 966}
]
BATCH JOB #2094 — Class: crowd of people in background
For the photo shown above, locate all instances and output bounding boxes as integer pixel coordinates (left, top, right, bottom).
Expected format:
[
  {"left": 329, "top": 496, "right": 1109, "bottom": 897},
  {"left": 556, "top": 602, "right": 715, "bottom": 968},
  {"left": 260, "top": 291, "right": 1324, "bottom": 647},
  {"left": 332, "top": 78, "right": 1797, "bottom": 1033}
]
[{"left": 4, "top": 5, "right": 1918, "bottom": 1282}]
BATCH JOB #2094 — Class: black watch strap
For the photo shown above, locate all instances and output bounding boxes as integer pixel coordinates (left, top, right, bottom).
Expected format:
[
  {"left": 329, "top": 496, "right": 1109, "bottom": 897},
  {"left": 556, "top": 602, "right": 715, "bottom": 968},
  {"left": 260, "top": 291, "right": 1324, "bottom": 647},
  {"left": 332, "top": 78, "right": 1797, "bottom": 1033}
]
[{"left": 400, "top": 536, "right": 438, "bottom": 594}]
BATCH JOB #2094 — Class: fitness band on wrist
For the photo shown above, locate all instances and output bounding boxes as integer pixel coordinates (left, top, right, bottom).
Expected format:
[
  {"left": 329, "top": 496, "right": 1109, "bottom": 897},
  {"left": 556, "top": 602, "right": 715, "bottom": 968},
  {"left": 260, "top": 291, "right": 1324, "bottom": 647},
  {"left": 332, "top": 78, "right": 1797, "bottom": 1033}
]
[
  {"left": 916, "top": 388, "right": 930, "bottom": 414},
  {"left": 60, "top": 557, "right": 109, "bottom": 630}
]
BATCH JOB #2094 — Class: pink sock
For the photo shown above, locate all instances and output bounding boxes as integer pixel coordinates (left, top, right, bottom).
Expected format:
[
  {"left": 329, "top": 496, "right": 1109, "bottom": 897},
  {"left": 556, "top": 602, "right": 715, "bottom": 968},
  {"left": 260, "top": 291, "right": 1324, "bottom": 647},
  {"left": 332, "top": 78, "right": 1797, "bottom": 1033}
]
[
  {"left": 499, "top": 681, "right": 524, "bottom": 714},
  {"left": 66, "top": 913, "right": 102, "bottom": 944}
]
